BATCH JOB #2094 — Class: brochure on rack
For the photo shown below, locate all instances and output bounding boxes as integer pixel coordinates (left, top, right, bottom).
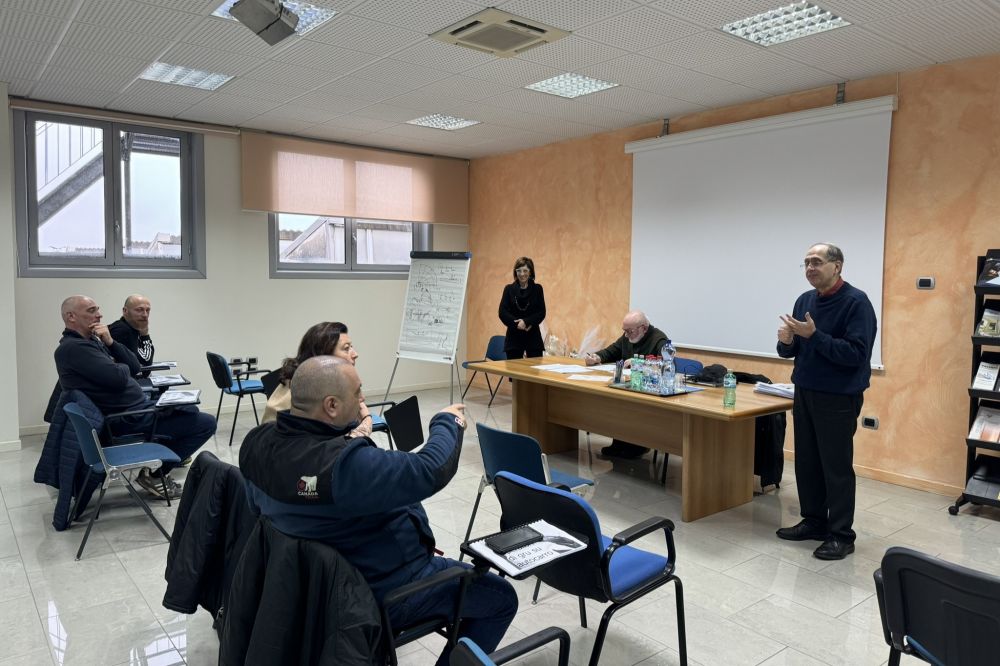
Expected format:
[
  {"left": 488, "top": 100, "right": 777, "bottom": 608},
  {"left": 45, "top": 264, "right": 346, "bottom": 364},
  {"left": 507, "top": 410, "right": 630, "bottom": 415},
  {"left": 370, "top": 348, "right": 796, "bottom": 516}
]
[{"left": 466, "top": 520, "right": 586, "bottom": 577}]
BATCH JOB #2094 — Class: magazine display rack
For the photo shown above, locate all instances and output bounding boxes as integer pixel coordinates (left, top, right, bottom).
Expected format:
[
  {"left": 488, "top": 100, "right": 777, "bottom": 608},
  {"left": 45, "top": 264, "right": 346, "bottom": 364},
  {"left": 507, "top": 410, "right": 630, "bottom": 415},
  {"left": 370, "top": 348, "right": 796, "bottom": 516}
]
[{"left": 950, "top": 250, "right": 1000, "bottom": 515}]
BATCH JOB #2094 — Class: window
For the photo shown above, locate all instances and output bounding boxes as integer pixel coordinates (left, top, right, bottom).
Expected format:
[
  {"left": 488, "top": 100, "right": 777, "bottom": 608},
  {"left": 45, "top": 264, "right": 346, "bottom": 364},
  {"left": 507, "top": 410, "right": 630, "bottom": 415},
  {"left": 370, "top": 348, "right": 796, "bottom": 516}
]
[
  {"left": 13, "top": 110, "right": 205, "bottom": 277},
  {"left": 269, "top": 212, "right": 431, "bottom": 278}
]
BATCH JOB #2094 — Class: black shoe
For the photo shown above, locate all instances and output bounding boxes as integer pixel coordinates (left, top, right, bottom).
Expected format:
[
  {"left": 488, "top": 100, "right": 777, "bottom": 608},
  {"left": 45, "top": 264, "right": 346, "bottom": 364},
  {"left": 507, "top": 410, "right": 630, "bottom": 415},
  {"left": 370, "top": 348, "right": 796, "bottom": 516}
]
[
  {"left": 600, "top": 442, "right": 649, "bottom": 459},
  {"left": 775, "top": 521, "right": 829, "bottom": 542},
  {"left": 813, "top": 538, "right": 855, "bottom": 560}
]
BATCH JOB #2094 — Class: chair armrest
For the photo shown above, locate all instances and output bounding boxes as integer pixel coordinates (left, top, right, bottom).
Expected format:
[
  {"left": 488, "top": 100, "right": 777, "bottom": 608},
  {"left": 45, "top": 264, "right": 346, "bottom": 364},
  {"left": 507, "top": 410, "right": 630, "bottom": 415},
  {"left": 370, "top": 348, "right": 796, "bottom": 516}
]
[
  {"left": 488, "top": 627, "right": 570, "bottom": 666},
  {"left": 383, "top": 565, "right": 472, "bottom": 608},
  {"left": 612, "top": 516, "right": 674, "bottom": 546},
  {"left": 106, "top": 407, "right": 158, "bottom": 421},
  {"left": 873, "top": 569, "right": 893, "bottom": 649},
  {"left": 365, "top": 400, "right": 396, "bottom": 410},
  {"left": 546, "top": 482, "right": 572, "bottom": 492}
]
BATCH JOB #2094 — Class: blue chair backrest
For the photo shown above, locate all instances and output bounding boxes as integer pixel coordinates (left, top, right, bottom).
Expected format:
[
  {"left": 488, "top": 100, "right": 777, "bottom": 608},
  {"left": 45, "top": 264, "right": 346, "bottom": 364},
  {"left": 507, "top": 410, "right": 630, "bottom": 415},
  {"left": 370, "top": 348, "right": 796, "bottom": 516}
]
[
  {"left": 63, "top": 402, "right": 105, "bottom": 469},
  {"left": 674, "top": 356, "right": 703, "bottom": 375},
  {"left": 485, "top": 336, "right": 506, "bottom": 361},
  {"left": 206, "top": 351, "right": 235, "bottom": 389},
  {"left": 476, "top": 423, "right": 547, "bottom": 484},
  {"left": 493, "top": 471, "right": 608, "bottom": 602}
]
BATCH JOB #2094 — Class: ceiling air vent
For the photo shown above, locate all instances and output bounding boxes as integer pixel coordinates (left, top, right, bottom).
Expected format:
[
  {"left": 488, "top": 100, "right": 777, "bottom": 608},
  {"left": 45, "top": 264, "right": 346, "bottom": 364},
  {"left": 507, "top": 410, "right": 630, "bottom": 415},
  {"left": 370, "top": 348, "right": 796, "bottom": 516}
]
[{"left": 430, "top": 8, "right": 569, "bottom": 58}]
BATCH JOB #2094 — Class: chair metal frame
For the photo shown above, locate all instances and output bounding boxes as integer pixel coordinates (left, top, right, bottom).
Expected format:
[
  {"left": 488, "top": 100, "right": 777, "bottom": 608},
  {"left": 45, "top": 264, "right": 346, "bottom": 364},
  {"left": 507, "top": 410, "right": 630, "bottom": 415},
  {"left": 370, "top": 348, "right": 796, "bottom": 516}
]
[
  {"left": 206, "top": 351, "right": 268, "bottom": 446},
  {"left": 63, "top": 402, "right": 179, "bottom": 560},
  {"left": 450, "top": 626, "right": 570, "bottom": 666},
  {"left": 462, "top": 335, "right": 507, "bottom": 408},
  {"left": 493, "top": 471, "right": 687, "bottom": 666}
]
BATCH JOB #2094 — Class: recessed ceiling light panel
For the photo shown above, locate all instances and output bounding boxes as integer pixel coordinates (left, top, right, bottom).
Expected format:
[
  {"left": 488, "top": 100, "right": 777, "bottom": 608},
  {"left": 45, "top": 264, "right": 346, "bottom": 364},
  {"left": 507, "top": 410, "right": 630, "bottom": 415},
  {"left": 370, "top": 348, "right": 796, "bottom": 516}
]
[
  {"left": 407, "top": 114, "right": 480, "bottom": 131},
  {"left": 140, "top": 62, "right": 233, "bottom": 90},
  {"left": 213, "top": 0, "right": 336, "bottom": 35},
  {"left": 721, "top": 1, "right": 849, "bottom": 46},
  {"left": 525, "top": 73, "right": 618, "bottom": 99}
]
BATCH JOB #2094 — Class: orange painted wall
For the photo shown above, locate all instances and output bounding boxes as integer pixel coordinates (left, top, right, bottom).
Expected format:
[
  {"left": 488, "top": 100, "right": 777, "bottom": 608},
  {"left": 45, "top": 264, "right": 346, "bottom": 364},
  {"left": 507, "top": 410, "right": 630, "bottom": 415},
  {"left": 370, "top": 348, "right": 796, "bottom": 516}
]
[{"left": 468, "top": 54, "right": 1000, "bottom": 495}]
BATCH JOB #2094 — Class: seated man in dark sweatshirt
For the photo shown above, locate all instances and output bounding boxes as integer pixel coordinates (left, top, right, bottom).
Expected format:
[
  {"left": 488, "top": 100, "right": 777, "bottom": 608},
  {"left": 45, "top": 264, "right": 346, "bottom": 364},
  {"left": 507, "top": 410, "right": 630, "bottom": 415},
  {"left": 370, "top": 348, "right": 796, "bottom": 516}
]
[
  {"left": 239, "top": 356, "right": 517, "bottom": 666},
  {"left": 584, "top": 310, "right": 670, "bottom": 458},
  {"left": 108, "top": 294, "right": 155, "bottom": 373},
  {"left": 54, "top": 295, "right": 216, "bottom": 499}
]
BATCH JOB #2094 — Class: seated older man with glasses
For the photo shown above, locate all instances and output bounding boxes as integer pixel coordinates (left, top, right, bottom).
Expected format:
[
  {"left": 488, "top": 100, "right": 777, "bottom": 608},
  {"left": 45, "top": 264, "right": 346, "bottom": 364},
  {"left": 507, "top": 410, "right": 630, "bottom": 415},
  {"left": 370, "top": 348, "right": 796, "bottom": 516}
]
[{"left": 584, "top": 310, "right": 670, "bottom": 459}]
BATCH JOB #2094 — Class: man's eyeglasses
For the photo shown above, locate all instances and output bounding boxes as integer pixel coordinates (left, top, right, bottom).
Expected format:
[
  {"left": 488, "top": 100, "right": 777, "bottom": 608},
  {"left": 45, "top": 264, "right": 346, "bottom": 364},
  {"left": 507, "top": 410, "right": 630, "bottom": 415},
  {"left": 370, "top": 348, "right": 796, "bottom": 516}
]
[
  {"left": 623, "top": 324, "right": 646, "bottom": 336},
  {"left": 800, "top": 258, "right": 834, "bottom": 269}
]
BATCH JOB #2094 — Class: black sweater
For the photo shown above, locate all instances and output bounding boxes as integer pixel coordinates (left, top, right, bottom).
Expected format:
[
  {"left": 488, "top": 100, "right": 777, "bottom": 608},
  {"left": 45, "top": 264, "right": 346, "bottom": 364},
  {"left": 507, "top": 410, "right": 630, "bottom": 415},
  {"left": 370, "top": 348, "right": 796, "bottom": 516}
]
[
  {"left": 596, "top": 325, "right": 670, "bottom": 363},
  {"left": 498, "top": 281, "right": 546, "bottom": 350},
  {"left": 109, "top": 317, "right": 154, "bottom": 367},
  {"left": 54, "top": 329, "right": 147, "bottom": 413}
]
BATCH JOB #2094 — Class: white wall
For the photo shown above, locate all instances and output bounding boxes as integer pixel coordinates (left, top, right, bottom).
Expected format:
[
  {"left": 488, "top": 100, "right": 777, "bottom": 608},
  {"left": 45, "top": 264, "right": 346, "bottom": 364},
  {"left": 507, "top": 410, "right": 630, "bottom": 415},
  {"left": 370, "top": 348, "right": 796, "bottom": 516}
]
[
  {"left": 0, "top": 83, "right": 22, "bottom": 451},
  {"left": 11, "top": 126, "right": 469, "bottom": 434}
]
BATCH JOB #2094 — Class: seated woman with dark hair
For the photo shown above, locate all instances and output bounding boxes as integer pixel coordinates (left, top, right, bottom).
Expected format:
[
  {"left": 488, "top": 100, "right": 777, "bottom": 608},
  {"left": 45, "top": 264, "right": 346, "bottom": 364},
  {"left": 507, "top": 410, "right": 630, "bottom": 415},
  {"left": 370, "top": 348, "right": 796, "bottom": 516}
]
[{"left": 262, "top": 322, "right": 372, "bottom": 437}]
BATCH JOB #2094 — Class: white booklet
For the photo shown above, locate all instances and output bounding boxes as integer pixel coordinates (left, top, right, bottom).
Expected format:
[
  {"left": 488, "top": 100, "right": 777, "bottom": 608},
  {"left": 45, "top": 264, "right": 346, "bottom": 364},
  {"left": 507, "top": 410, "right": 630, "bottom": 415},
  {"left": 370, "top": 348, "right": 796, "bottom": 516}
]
[
  {"left": 466, "top": 519, "right": 586, "bottom": 577},
  {"left": 156, "top": 389, "right": 201, "bottom": 407},
  {"left": 972, "top": 362, "right": 999, "bottom": 391},
  {"left": 969, "top": 406, "right": 1000, "bottom": 442},
  {"left": 149, "top": 374, "right": 187, "bottom": 387},
  {"left": 754, "top": 382, "right": 794, "bottom": 399}
]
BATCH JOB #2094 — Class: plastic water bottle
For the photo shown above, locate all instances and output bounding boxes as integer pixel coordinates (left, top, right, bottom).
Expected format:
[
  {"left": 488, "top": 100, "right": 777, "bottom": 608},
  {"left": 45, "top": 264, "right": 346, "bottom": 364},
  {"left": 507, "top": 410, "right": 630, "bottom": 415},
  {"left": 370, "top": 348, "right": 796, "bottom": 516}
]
[
  {"left": 660, "top": 342, "right": 676, "bottom": 395},
  {"left": 630, "top": 354, "right": 642, "bottom": 390},
  {"left": 646, "top": 356, "right": 660, "bottom": 393},
  {"left": 723, "top": 370, "right": 737, "bottom": 408}
]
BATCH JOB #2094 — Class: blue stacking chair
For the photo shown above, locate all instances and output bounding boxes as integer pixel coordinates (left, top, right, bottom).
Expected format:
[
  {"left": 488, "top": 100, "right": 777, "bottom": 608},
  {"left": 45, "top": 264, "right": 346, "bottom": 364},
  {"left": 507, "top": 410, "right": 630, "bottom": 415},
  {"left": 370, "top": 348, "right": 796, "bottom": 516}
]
[
  {"left": 450, "top": 627, "right": 570, "bottom": 666},
  {"left": 493, "top": 471, "right": 687, "bottom": 666},
  {"left": 652, "top": 356, "right": 704, "bottom": 483},
  {"left": 63, "top": 403, "right": 180, "bottom": 560},
  {"left": 462, "top": 335, "right": 506, "bottom": 407},
  {"left": 207, "top": 351, "right": 267, "bottom": 446},
  {"left": 462, "top": 423, "right": 594, "bottom": 577}
]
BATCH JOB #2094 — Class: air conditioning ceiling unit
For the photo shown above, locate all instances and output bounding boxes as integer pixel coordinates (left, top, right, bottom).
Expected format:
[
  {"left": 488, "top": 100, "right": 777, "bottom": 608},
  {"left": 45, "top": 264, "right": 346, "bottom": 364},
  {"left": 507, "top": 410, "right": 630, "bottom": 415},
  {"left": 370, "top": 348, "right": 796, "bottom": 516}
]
[{"left": 430, "top": 8, "right": 569, "bottom": 58}]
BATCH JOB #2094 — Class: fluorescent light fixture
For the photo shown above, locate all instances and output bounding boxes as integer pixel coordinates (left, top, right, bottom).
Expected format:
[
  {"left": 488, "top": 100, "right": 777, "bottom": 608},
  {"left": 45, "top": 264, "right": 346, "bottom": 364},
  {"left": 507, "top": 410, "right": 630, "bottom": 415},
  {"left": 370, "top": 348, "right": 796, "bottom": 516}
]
[
  {"left": 406, "top": 114, "right": 481, "bottom": 131},
  {"left": 139, "top": 62, "right": 233, "bottom": 90},
  {"left": 721, "top": 1, "right": 849, "bottom": 46},
  {"left": 213, "top": 0, "right": 336, "bottom": 35},
  {"left": 525, "top": 73, "right": 617, "bottom": 98}
]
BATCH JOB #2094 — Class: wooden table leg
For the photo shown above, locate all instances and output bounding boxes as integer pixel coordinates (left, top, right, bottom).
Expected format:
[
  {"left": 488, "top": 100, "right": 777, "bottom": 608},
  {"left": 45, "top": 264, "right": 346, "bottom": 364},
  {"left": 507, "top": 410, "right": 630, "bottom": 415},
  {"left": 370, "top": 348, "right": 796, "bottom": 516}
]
[
  {"left": 511, "top": 380, "right": 578, "bottom": 454},
  {"left": 681, "top": 415, "right": 755, "bottom": 522}
]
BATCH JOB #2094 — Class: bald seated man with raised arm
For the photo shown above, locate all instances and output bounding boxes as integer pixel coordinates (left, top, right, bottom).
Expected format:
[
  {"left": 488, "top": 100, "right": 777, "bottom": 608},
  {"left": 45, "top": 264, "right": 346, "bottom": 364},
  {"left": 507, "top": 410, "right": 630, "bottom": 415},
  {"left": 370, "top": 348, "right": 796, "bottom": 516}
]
[
  {"left": 584, "top": 310, "right": 670, "bottom": 459},
  {"left": 54, "top": 295, "right": 217, "bottom": 499},
  {"left": 239, "top": 356, "right": 517, "bottom": 666},
  {"left": 109, "top": 294, "right": 155, "bottom": 372}
]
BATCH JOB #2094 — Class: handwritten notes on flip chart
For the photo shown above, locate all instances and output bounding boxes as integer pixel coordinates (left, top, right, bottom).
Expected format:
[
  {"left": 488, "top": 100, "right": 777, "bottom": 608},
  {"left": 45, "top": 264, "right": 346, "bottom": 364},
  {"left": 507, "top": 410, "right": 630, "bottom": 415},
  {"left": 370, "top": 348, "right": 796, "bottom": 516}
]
[{"left": 397, "top": 252, "right": 471, "bottom": 364}]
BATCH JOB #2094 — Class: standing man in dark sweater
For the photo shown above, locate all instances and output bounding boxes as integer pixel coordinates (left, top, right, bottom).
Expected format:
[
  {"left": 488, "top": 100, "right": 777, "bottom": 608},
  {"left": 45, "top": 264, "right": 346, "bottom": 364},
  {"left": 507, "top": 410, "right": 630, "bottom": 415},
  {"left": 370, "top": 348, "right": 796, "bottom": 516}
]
[
  {"left": 584, "top": 310, "right": 669, "bottom": 458},
  {"left": 55, "top": 295, "right": 217, "bottom": 499},
  {"left": 775, "top": 243, "right": 877, "bottom": 560},
  {"left": 109, "top": 294, "right": 154, "bottom": 371}
]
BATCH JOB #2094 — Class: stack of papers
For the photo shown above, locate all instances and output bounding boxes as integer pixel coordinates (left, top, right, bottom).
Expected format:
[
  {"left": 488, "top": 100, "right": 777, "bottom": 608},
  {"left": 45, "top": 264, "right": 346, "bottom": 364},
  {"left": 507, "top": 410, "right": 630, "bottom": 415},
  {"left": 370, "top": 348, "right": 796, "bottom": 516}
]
[
  {"left": 754, "top": 382, "right": 794, "bottom": 399},
  {"left": 466, "top": 520, "right": 587, "bottom": 577},
  {"left": 149, "top": 374, "right": 187, "bottom": 387},
  {"left": 156, "top": 389, "right": 201, "bottom": 407},
  {"left": 533, "top": 363, "right": 592, "bottom": 374}
]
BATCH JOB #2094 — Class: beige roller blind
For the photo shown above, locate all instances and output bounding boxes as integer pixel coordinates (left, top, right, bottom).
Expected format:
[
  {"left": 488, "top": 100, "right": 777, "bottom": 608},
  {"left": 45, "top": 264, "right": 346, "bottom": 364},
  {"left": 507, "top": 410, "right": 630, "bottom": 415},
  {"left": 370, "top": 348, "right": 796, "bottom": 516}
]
[{"left": 241, "top": 131, "right": 468, "bottom": 225}]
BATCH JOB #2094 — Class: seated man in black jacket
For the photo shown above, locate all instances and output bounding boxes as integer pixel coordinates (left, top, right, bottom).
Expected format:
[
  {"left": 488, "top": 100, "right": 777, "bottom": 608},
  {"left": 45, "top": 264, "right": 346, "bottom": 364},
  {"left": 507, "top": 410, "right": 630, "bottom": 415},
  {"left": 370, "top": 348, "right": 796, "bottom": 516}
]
[
  {"left": 108, "top": 294, "right": 155, "bottom": 372},
  {"left": 240, "top": 356, "right": 518, "bottom": 666},
  {"left": 55, "top": 295, "right": 217, "bottom": 499}
]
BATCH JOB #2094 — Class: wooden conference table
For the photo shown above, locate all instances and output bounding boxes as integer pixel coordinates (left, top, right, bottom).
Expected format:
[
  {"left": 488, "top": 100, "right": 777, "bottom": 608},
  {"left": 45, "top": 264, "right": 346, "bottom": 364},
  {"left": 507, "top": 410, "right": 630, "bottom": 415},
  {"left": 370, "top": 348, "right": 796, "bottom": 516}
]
[{"left": 466, "top": 357, "right": 793, "bottom": 522}]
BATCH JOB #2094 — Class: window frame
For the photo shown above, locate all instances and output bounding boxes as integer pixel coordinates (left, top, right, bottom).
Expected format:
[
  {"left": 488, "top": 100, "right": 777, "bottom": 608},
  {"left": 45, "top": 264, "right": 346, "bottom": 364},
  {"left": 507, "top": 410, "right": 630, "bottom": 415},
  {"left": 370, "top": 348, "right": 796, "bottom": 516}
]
[
  {"left": 268, "top": 213, "right": 432, "bottom": 279},
  {"left": 12, "top": 109, "right": 206, "bottom": 278}
]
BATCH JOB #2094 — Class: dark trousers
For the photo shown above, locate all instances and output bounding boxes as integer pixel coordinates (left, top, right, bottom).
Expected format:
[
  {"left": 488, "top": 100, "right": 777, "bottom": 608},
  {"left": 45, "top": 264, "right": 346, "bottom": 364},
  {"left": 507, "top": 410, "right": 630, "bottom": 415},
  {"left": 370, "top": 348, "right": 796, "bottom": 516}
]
[
  {"left": 792, "top": 388, "right": 863, "bottom": 543},
  {"left": 123, "top": 406, "right": 218, "bottom": 474},
  {"left": 387, "top": 557, "right": 518, "bottom": 666},
  {"left": 504, "top": 346, "right": 543, "bottom": 359}
]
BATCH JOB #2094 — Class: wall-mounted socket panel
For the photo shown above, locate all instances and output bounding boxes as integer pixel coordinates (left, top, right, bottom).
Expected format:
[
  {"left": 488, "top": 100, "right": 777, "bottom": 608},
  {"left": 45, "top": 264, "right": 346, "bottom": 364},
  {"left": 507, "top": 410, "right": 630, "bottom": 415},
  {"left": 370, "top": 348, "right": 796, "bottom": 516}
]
[{"left": 862, "top": 416, "right": 879, "bottom": 430}]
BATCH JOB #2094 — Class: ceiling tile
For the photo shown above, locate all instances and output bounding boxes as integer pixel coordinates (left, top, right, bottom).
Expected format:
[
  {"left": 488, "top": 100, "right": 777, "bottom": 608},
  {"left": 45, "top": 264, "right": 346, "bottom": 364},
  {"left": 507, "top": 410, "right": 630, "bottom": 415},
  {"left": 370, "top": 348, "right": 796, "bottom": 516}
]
[
  {"left": 107, "top": 92, "right": 206, "bottom": 118},
  {"left": 241, "top": 60, "right": 341, "bottom": 87},
  {"left": 48, "top": 47, "right": 149, "bottom": 79},
  {"left": 647, "top": 0, "right": 789, "bottom": 28},
  {"left": 161, "top": 43, "right": 266, "bottom": 77},
  {"left": 6, "top": 78, "right": 39, "bottom": 96},
  {"left": 0, "top": 36, "right": 54, "bottom": 63},
  {"left": 632, "top": 66, "right": 767, "bottom": 108},
  {"left": 395, "top": 76, "right": 513, "bottom": 103},
  {"left": 299, "top": 124, "right": 373, "bottom": 143},
  {"left": 241, "top": 115, "right": 316, "bottom": 134},
  {"left": 641, "top": 30, "right": 762, "bottom": 68},
  {"left": 911, "top": 23, "right": 1000, "bottom": 62},
  {"left": 770, "top": 25, "right": 934, "bottom": 80},
  {"left": 692, "top": 50, "right": 840, "bottom": 95},
  {"left": 182, "top": 16, "right": 280, "bottom": 57},
  {"left": 178, "top": 92, "right": 280, "bottom": 124},
  {"left": 578, "top": 53, "right": 689, "bottom": 87},
  {"left": 516, "top": 35, "right": 629, "bottom": 70},
  {"left": 270, "top": 39, "right": 378, "bottom": 72},
  {"left": 36, "top": 65, "right": 136, "bottom": 92},
  {"left": 865, "top": 0, "right": 1000, "bottom": 44},
  {"left": 215, "top": 77, "right": 312, "bottom": 102},
  {"left": 258, "top": 104, "right": 344, "bottom": 123},
  {"left": 351, "top": 59, "right": 453, "bottom": 89},
  {"left": 352, "top": 103, "right": 428, "bottom": 122},
  {"left": 495, "top": 0, "right": 640, "bottom": 30},
  {"left": 390, "top": 40, "right": 496, "bottom": 74},
  {"left": 30, "top": 82, "right": 118, "bottom": 108},
  {"left": 352, "top": 0, "right": 485, "bottom": 33},
  {"left": 132, "top": 0, "right": 220, "bottom": 14},
  {"left": 320, "top": 114, "right": 400, "bottom": 132},
  {"left": 2, "top": 0, "right": 77, "bottom": 17},
  {"left": 820, "top": 0, "right": 955, "bottom": 23},
  {"left": 306, "top": 75, "right": 403, "bottom": 102},
  {"left": 462, "top": 59, "right": 564, "bottom": 87},
  {"left": 0, "top": 60, "right": 43, "bottom": 82},
  {"left": 576, "top": 6, "right": 703, "bottom": 52},
  {"left": 0, "top": 8, "right": 67, "bottom": 42},
  {"left": 580, "top": 85, "right": 705, "bottom": 118},
  {"left": 112, "top": 79, "right": 213, "bottom": 110},
  {"left": 74, "top": 0, "right": 201, "bottom": 39},
  {"left": 303, "top": 14, "right": 425, "bottom": 54},
  {"left": 62, "top": 22, "right": 173, "bottom": 60}
]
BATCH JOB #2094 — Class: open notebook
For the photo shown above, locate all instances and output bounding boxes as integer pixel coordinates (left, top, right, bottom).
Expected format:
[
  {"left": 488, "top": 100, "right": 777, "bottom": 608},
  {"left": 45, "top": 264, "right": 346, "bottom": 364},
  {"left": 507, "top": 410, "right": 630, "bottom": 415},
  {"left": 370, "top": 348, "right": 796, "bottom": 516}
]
[
  {"left": 465, "top": 519, "right": 586, "bottom": 578},
  {"left": 156, "top": 389, "right": 201, "bottom": 407}
]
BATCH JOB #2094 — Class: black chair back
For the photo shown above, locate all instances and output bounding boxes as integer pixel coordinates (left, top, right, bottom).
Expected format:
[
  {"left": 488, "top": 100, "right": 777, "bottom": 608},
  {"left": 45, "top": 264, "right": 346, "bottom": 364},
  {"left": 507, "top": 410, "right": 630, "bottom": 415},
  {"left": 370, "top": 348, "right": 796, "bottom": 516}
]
[
  {"left": 206, "top": 351, "right": 234, "bottom": 390},
  {"left": 493, "top": 472, "right": 608, "bottom": 603},
  {"left": 877, "top": 546, "right": 1000, "bottom": 665},
  {"left": 383, "top": 396, "right": 424, "bottom": 452},
  {"left": 260, "top": 369, "right": 283, "bottom": 398}
]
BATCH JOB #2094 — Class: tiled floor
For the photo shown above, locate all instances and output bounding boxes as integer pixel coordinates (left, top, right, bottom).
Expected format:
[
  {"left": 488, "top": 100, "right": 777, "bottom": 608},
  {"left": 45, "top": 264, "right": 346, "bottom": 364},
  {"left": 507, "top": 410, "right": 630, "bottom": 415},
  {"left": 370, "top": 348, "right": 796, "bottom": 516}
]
[{"left": 1, "top": 386, "right": 994, "bottom": 665}]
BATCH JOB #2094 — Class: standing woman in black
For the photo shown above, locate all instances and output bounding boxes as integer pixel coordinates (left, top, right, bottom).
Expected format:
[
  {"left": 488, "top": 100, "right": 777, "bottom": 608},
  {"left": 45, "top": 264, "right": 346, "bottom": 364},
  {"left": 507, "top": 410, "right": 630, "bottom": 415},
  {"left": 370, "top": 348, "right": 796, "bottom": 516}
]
[{"left": 498, "top": 256, "right": 546, "bottom": 359}]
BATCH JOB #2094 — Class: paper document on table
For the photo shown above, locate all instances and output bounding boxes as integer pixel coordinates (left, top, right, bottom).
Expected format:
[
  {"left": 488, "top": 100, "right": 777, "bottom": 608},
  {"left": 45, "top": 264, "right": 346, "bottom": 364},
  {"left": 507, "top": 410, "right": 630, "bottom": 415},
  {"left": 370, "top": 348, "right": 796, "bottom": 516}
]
[
  {"left": 533, "top": 364, "right": 592, "bottom": 374},
  {"left": 754, "top": 382, "right": 794, "bottom": 399},
  {"left": 589, "top": 364, "right": 617, "bottom": 373},
  {"left": 149, "top": 374, "right": 187, "bottom": 387},
  {"left": 567, "top": 374, "right": 612, "bottom": 382},
  {"left": 467, "top": 520, "right": 586, "bottom": 577},
  {"left": 156, "top": 389, "right": 201, "bottom": 407}
]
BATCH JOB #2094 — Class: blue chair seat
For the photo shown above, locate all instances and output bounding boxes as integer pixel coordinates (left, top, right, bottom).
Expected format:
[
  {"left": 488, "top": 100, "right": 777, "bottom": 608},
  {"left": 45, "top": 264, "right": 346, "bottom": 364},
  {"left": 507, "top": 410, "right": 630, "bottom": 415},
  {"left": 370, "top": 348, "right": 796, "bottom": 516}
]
[
  {"left": 96, "top": 443, "right": 181, "bottom": 473},
  {"left": 224, "top": 379, "right": 264, "bottom": 395},
  {"left": 549, "top": 468, "right": 592, "bottom": 490},
  {"left": 600, "top": 535, "right": 669, "bottom": 597}
]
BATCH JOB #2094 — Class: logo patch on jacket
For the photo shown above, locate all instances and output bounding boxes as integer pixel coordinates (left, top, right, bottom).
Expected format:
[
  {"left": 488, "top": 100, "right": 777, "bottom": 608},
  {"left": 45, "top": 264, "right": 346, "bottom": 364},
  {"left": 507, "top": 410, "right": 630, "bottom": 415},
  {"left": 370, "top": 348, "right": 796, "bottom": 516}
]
[{"left": 297, "top": 475, "right": 318, "bottom": 498}]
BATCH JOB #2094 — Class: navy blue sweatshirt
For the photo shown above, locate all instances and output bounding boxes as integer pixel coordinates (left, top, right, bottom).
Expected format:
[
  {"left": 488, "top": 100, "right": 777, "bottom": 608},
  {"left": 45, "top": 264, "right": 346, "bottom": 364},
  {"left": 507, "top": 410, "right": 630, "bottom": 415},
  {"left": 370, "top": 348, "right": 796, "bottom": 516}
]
[
  {"left": 776, "top": 282, "right": 877, "bottom": 394},
  {"left": 54, "top": 329, "right": 147, "bottom": 413}
]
